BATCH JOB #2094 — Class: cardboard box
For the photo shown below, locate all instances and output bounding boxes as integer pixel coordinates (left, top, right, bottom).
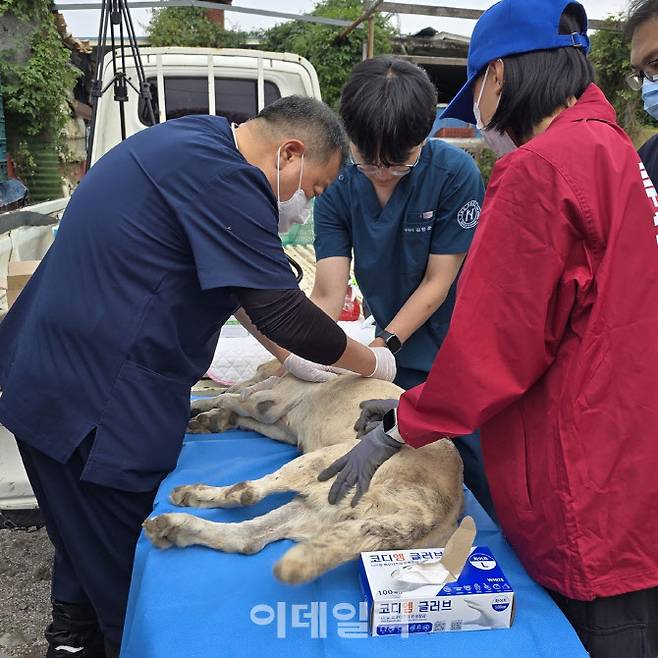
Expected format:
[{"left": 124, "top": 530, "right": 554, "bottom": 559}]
[
  {"left": 7, "top": 260, "right": 40, "bottom": 309},
  {"left": 360, "top": 523, "right": 514, "bottom": 636}
]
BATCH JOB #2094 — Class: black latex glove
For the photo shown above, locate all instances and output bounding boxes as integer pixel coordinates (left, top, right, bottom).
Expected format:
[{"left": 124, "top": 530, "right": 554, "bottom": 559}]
[
  {"left": 318, "top": 423, "right": 403, "bottom": 507},
  {"left": 353, "top": 398, "right": 399, "bottom": 438}
]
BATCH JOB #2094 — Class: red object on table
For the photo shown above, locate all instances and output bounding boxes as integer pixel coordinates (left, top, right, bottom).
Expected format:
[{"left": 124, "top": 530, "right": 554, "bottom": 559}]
[{"left": 338, "top": 285, "right": 360, "bottom": 321}]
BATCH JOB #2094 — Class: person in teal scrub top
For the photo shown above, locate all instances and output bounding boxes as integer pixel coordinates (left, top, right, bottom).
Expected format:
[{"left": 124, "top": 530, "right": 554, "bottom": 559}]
[
  {"left": 311, "top": 56, "right": 494, "bottom": 519},
  {"left": 238, "top": 58, "right": 493, "bottom": 517}
]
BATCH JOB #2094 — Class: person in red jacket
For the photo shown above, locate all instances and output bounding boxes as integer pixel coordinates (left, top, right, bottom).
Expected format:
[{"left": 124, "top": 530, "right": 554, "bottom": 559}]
[{"left": 319, "top": 1, "right": 658, "bottom": 656}]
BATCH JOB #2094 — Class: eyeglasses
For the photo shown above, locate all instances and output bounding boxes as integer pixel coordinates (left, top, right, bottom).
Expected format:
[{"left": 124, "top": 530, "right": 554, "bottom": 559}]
[
  {"left": 626, "top": 70, "right": 658, "bottom": 91},
  {"left": 351, "top": 148, "right": 422, "bottom": 178}
]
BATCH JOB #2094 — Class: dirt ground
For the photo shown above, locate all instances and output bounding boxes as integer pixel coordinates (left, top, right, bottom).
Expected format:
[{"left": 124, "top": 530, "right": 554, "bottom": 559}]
[{"left": 0, "top": 527, "right": 52, "bottom": 658}]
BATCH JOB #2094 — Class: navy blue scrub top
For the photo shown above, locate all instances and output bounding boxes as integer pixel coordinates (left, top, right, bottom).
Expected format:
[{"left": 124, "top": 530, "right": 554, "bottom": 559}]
[
  {"left": 314, "top": 139, "right": 484, "bottom": 380},
  {"left": 0, "top": 116, "right": 297, "bottom": 491}
]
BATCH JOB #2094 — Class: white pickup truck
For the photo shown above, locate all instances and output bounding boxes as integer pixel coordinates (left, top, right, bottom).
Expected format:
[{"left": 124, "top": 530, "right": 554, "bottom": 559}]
[{"left": 0, "top": 46, "right": 322, "bottom": 523}]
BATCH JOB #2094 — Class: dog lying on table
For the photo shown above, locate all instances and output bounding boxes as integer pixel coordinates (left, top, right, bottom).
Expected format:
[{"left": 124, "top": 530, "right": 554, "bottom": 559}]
[{"left": 143, "top": 361, "right": 464, "bottom": 584}]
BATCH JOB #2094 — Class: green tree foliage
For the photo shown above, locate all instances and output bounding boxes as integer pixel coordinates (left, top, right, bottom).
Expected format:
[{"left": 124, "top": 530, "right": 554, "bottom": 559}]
[
  {"left": 472, "top": 146, "right": 497, "bottom": 187},
  {"left": 0, "top": 0, "right": 47, "bottom": 21},
  {"left": 589, "top": 15, "right": 655, "bottom": 140},
  {"left": 0, "top": 1, "right": 80, "bottom": 176},
  {"left": 147, "top": 7, "right": 245, "bottom": 49},
  {"left": 261, "top": 0, "right": 395, "bottom": 108}
]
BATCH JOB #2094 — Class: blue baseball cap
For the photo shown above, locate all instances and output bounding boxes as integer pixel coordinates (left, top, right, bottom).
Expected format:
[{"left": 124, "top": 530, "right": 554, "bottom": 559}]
[{"left": 441, "top": 0, "right": 590, "bottom": 124}]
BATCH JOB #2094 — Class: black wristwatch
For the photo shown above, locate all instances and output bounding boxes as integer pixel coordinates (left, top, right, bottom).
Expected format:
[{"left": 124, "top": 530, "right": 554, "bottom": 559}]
[{"left": 380, "top": 330, "right": 402, "bottom": 355}]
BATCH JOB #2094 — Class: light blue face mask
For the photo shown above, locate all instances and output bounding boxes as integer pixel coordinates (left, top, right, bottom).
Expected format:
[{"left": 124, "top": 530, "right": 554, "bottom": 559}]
[{"left": 643, "top": 78, "right": 658, "bottom": 120}]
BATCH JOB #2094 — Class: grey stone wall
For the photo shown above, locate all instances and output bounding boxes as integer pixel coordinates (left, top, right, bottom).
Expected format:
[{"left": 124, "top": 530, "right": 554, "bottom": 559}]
[{"left": 0, "top": 15, "right": 39, "bottom": 66}]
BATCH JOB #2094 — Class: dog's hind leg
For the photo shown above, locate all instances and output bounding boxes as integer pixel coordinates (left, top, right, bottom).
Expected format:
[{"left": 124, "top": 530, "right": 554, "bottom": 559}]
[
  {"left": 169, "top": 443, "right": 350, "bottom": 509},
  {"left": 143, "top": 499, "right": 312, "bottom": 554}
]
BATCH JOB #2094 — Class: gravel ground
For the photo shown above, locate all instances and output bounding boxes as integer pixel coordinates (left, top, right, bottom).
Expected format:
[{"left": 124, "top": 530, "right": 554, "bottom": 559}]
[
  {"left": 0, "top": 527, "right": 52, "bottom": 658},
  {"left": 0, "top": 382, "right": 221, "bottom": 658}
]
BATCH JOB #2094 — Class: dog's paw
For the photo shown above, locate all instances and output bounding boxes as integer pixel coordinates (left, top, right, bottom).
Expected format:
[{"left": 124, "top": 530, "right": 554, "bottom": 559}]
[
  {"left": 274, "top": 546, "right": 318, "bottom": 585},
  {"left": 143, "top": 513, "right": 190, "bottom": 549},
  {"left": 170, "top": 484, "right": 200, "bottom": 507},
  {"left": 170, "top": 484, "right": 220, "bottom": 507},
  {"left": 187, "top": 408, "right": 234, "bottom": 434}
]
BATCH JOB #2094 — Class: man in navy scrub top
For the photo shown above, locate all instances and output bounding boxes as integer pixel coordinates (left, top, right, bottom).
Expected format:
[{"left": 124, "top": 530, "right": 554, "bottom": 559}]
[{"left": 0, "top": 96, "right": 397, "bottom": 658}]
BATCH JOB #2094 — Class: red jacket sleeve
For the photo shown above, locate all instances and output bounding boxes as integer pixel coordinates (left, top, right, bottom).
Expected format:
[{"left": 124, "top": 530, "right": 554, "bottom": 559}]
[{"left": 398, "top": 149, "right": 582, "bottom": 448}]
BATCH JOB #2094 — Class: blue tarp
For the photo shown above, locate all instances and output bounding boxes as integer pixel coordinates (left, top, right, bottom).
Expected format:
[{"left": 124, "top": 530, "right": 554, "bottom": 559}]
[
  {"left": 0, "top": 179, "right": 27, "bottom": 212},
  {"left": 121, "top": 430, "right": 588, "bottom": 658}
]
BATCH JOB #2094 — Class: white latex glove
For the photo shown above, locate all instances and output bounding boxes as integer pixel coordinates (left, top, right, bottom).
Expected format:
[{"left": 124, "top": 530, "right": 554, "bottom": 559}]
[
  {"left": 390, "top": 561, "right": 450, "bottom": 591},
  {"left": 283, "top": 354, "right": 339, "bottom": 383},
  {"left": 366, "top": 346, "right": 397, "bottom": 382}
]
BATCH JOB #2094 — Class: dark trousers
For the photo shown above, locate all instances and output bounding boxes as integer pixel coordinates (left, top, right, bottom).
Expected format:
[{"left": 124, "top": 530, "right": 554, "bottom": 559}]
[
  {"left": 16, "top": 435, "right": 159, "bottom": 651},
  {"left": 395, "top": 366, "right": 498, "bottom": 523},
  {"left": 548, "top": 587, "right": 658, "bottom": 658}
]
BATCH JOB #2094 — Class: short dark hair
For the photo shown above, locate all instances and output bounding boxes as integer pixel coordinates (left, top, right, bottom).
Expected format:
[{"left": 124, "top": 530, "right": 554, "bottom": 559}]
[
  {"left": 340, "top": 56, "right": 437, "bottom": 166},
  {"left": 256, "top": 95, "right": 349, "bottom": 166},
  {"left": 488, "top": 3, "right": 594, "bottom": 144},
  {"left": 625, "top": 0, "right": 658, "bottom": 40}
]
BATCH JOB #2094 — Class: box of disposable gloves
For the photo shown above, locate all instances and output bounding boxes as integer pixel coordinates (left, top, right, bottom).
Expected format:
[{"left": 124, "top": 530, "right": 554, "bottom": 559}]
[{"left": 359, "top": 517, "right": 514, "bottom": 636}]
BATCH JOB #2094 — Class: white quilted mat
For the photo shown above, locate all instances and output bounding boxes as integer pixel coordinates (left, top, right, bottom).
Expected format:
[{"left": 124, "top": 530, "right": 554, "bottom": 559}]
[{"left": 206, "top": 318, "right": 377, "bottom": 385}]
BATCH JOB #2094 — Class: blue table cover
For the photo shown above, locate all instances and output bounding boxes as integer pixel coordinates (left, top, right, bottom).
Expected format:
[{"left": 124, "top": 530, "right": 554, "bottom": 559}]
[{"left": 121, "top": 430, "right": 588, "bottom": 658}]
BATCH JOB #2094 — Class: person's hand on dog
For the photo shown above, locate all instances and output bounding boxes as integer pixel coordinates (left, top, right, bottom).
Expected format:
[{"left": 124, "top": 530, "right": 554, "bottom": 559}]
[
  {"left": 319, "top": 423, "right": 402, "bottom": 506},
  {"left": 353, "top": 399, "right": 399, "bottom": 438}
]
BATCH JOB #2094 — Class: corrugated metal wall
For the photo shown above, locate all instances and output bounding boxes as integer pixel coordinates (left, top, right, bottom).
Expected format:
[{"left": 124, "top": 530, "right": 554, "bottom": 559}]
[{"left": 22, "top": 140, "right": 64, "bottom": 202}]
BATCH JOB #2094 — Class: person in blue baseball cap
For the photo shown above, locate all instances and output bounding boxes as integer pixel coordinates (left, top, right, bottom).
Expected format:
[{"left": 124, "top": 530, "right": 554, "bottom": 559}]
[
  {"left": 442, "top": 0, "right": 591, "bottom": 152},
  {"left": 321, "top": 2, "right": 658, "bottom": 656}
]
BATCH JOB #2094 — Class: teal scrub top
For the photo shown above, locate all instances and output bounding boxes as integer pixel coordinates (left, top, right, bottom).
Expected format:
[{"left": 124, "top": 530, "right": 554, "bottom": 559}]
[{"left": 314, "top": 139, "right": 485, "bottom": 380}]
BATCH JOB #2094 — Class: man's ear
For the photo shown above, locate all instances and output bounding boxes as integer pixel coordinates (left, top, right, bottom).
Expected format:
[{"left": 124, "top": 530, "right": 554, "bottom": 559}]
[{"left": 277, "top": 139, "right": 305, "bottom": 169}]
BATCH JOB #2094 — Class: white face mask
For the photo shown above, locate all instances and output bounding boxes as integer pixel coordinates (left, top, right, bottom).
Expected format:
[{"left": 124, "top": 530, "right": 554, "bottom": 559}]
[
  {"left": 473, "top": 65, "right": 517, "bottom": 158},
  {"left": 276, "top": 147, "right": 312, "bottom": 235}
]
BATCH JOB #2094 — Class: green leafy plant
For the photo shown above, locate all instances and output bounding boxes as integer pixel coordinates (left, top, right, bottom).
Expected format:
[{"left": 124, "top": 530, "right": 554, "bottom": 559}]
[
  {"left": 147, "top": 7, "right": 246, "bottom": 49},
  {"left": 13, "top": 140, "right": 37, "bottom": 179},
  {"left": 0, "top": 1, "right": 80, "bottom": 179},
  {"left": 0, "top": 0, "right": 47, "bottom": 22},
  {"left": 261, "top": 0, "right": 395, "bottom": 108},
  {"left": 471, "top": 146, "right": 497, "bottom": 187}
]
